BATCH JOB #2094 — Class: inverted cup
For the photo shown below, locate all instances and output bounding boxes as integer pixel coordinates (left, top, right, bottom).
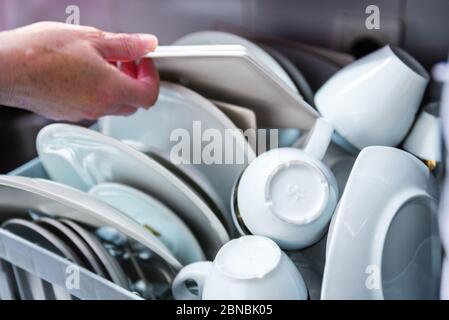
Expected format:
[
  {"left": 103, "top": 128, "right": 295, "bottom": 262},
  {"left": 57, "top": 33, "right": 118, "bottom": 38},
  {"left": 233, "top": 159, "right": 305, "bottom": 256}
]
[
  {"left": 234, "top": 119, "right": 338, "bottom": 250},
  {"left": 316, "top": 45, "right": 429, "bottom": 150},
  {"left": 171, "top": 235, "right": 308, "bottom": 300}
]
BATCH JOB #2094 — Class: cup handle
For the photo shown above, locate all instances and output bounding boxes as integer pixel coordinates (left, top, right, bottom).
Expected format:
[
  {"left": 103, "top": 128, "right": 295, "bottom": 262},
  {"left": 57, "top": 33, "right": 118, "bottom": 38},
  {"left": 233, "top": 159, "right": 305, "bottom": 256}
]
[
  {"left": 303, "top": 118, "right": 334, "bottom": 161},
  {"left": 171, "top": 261, "right": 213, "bottom": 300}
]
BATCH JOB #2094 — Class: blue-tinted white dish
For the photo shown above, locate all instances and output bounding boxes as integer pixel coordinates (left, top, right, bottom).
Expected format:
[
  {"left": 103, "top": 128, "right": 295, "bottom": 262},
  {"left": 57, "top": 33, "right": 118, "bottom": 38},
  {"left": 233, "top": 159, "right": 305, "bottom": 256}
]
[{"left": 89, "top": 183, "right": 205, "bottom": 265}]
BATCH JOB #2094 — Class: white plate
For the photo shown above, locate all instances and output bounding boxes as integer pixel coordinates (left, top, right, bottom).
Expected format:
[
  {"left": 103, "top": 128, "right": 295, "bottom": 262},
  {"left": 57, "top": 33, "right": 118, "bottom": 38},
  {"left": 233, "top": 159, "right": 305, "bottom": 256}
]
[
  {"left": 322, "top": 147, "right": 440, "bottom": 299},
  {"left": 262, "top": 45, "right": 315, "bottom": 106},
  {"left": 211, "top": 100, "right": 257, "bottom": 132},
  {"left": 255, "top": 37, "right": 354, "bottom": 67},
  {"left": 89, "top": 183, "right": 205, "bottom": 265},
  {"left": 36, "top": 124, "right": 229, "bottom": 259},
  {"left": 174, "top": 31, "right": 299, "bottom": 94},
  {"left": 99, "top": 82, "right": 255, "bottom": 230},
  {"left": 0, "top": 175, "right": 182, "bottom": 270},
  {"left": 257, "top": 41, "right": 341, "bottom": 93},
  {"left": 146, "top": 45, "right": 319, "bottom": 129}
]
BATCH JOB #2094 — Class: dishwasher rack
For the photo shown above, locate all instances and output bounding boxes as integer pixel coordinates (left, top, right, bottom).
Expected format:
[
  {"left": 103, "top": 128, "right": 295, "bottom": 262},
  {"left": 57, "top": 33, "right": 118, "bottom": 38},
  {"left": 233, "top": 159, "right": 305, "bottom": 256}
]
[{"left": 0, "top": 158, "right": 142, "bottom": 300}]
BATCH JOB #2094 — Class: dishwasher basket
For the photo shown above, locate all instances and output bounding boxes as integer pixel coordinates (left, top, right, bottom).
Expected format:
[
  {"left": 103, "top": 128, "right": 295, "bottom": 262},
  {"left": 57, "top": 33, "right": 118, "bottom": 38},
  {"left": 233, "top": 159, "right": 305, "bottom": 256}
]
[{"left": 0, "top": 158, "right": 142, "bottom": 300}]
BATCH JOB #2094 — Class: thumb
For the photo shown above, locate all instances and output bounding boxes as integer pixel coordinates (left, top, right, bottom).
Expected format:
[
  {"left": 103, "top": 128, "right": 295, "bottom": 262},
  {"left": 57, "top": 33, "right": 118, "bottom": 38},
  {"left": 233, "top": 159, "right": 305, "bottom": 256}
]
[{"left": 92, "top": 32, "right": 158, "bottom": 61}]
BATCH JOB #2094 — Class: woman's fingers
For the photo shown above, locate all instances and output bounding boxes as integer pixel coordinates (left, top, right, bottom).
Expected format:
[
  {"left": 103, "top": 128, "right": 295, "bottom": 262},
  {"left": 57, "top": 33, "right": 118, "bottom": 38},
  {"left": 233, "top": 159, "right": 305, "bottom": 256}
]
[
  {"left": 91, "top": 32, "right": 158, "bottom": 61},
  {"left": 109, "top": 58, "right": 159, "bottom": 109},
  {"left": 116, "top": 105, "right": 138, "bottom": 116},
  {"left": 120, "top": 61, "right": 138, "bottom": 78}
]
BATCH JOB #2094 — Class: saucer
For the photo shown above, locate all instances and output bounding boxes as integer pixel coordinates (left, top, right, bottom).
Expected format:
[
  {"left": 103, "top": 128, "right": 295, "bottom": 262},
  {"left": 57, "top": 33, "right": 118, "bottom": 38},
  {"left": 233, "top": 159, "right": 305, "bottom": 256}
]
[
  {"left": 0, "top": 175, "right": 182, "bottom": 270},
  {"left": 36, "top": 124, "right": 229, "bottom": 259},
  {"left": 99, "top": 82, "right": 256, "bottom": 232},
  {"left": 89, "top": 183, "right": 205, "bottom": 265}
]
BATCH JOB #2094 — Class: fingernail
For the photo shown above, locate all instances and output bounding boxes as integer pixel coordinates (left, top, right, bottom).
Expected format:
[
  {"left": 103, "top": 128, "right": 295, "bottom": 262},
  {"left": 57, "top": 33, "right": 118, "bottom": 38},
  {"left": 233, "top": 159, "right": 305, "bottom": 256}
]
[{"left": 138, "top": 34, "right": 158, "bottom": 52}]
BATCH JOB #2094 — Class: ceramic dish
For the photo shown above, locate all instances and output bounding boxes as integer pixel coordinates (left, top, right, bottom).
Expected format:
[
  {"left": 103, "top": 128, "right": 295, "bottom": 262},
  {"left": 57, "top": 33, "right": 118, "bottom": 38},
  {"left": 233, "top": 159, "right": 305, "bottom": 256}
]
[
  {"left": 36, "top": 124, "right": 229, "bottom": 259},
  {"left": 262, "top": 45, "right": 315, "bottom": 105},
  {"left": 322, "top": 146, "right": 440, "bottom": 299},
  {"left": 59, "top": 219, "right": 128, "bottom": 288},
  {"left": 2, "top": 218, "right": 84, "bottom": 300},
  {"left": 36, "top": 217, "right": 106, "bottom": 277},
  {"left": 210, "top": 100, "right": 257, "bottom": 132},
  {"left": 254, "top": 37, "right": 354, "bottom": 67},
  {"left": 146, "top": 45, "right": 319, "bottom": 129},
  {"left": 403, "top": 102, "right": 442, "bottom": 163},
  {"left": 89, "top": 183, "right": 205, "bottom": 265},
  {"left": 256, "top": 41, "right": 341, "bottom": 93},
  {"left": 174, "top": 31, "right": 299, "bottom": 93},
  {"left": 0, "top": 175, "right": 182, "bottom": 270},
  {"left": 99, "top": 82, "right": 255, "bottom": 230}
]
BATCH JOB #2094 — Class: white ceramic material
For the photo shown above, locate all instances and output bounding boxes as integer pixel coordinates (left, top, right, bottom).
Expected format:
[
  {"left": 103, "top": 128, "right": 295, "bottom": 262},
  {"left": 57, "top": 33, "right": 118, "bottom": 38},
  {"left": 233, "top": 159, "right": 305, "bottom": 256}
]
[
  {"left": 258, "top": 40, "right": 342, "bottom": 93},
  {"left": 234, "top": 118, "right": 338, "bottom": 250},
  {"left": 171, "top": 235, "right": 308, "bottom": 300},
  {"left": 211, "top": 100, "right": 257, "bottom": 132},
  {"left": 315, "top": 45, "right": 430, "bottom": 150},
  {"left": 36, "top": 124, "right": 229, "bottom": 259},
  {"left": 0, "top": 175, "right": 182, "bottom": 270},
  {"left": 256, "top": 37, "right": 355, "bottom": 67},
  {"left": 99, "top": 82, "right": 255, "bottom": 231},
  {"left": 89, "top": 183, "right": 205, "bottom": 265},
  {"left": 262, "top": 45, "right": 315, "bottom": 105},
  {"left": 322, "top": 146, "right": 441, "bottom": 300},
  {"left": 174, "top": 31, "right": 299, "bottom": 93},
  {"left": 146, "top": 45, "right": 319, "bottom": 129},
  {"left": 403, "top": 102, "right": 442, "bottom": 162},
  {"left": 441, "top": 256, "right": 449, "bottom": 300}
]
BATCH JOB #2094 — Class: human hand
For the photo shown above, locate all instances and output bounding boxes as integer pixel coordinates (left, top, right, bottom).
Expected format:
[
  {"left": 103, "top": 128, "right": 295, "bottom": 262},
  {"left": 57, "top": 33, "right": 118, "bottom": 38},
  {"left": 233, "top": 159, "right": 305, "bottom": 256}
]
[{"left": 0, "top": 21, "right": 159, "bottom": 121}]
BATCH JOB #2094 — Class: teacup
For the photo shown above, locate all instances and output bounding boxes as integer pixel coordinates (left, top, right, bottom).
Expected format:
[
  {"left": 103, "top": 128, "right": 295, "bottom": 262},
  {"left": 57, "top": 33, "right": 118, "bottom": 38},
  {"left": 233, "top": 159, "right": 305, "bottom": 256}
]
[
  {"left": 403, "top": 102, "right": 442, "bottom": 165},
  {"left": 171, "top": 235, "right": 308, "bottom": 300},
  {"left": 232, "top": 118, "right": 338, "bottom": 250},
  {"left": 322, "top": 146, "right": 441, "bottom": 299},
  {"left": 315, "top": 45, "right": 429, "bottom": 150}
]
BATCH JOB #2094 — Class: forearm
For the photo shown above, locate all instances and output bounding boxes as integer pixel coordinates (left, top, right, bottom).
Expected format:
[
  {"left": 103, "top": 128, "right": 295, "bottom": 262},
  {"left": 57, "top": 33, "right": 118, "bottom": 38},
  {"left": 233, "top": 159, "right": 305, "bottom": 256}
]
[{"left": 0, "top": 22, "right": 158, "bottom": 121}]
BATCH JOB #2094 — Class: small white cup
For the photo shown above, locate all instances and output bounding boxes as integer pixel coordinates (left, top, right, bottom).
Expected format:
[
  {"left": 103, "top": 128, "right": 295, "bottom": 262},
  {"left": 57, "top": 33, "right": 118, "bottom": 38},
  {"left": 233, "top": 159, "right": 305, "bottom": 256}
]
[
  {"left": 233, "top": 118, "right": 338, "bottom": 250},
  {"left": 315, "top": 45, "right": 429, "bottom": 150},
  {"left": 403, "top": 102, "right": 442, "bottom": 163},
  {"left": 171, "top": 235, "right": 308, "bottom": 300}
]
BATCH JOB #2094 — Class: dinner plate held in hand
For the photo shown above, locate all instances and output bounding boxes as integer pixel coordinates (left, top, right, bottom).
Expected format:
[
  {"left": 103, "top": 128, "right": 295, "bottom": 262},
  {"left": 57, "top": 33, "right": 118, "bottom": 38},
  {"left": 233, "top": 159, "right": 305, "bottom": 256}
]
[
  {"left": 35, "top": 124, "right": 229, "bottom": 259},
  {"left": 146, "top": 45, "right": 319, "bottom": 129},
  {"left": 262, "top": 45, "right": 315, "bottom": 106},
  {"left": 174, "top": 31, "right": 299, "bottom": 94}
]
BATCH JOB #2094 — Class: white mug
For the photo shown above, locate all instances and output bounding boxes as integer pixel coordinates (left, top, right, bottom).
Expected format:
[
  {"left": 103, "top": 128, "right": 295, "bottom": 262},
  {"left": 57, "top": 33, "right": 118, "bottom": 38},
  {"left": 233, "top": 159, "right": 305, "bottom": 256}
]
[
  {"left": 233, "top": 118, "right": 338, "bottom": 250},
  {"left": 403, "top": 102, "right": 442, "bottom": 163},
  {"left": 171, "top": 235, "right": 308, "bottom": 300},
  {"left": 322, "top": 146, "right": 441, "bottom": 299},
  {"left": 315, "top": 45, "right": 429, "bottom": 150}
]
